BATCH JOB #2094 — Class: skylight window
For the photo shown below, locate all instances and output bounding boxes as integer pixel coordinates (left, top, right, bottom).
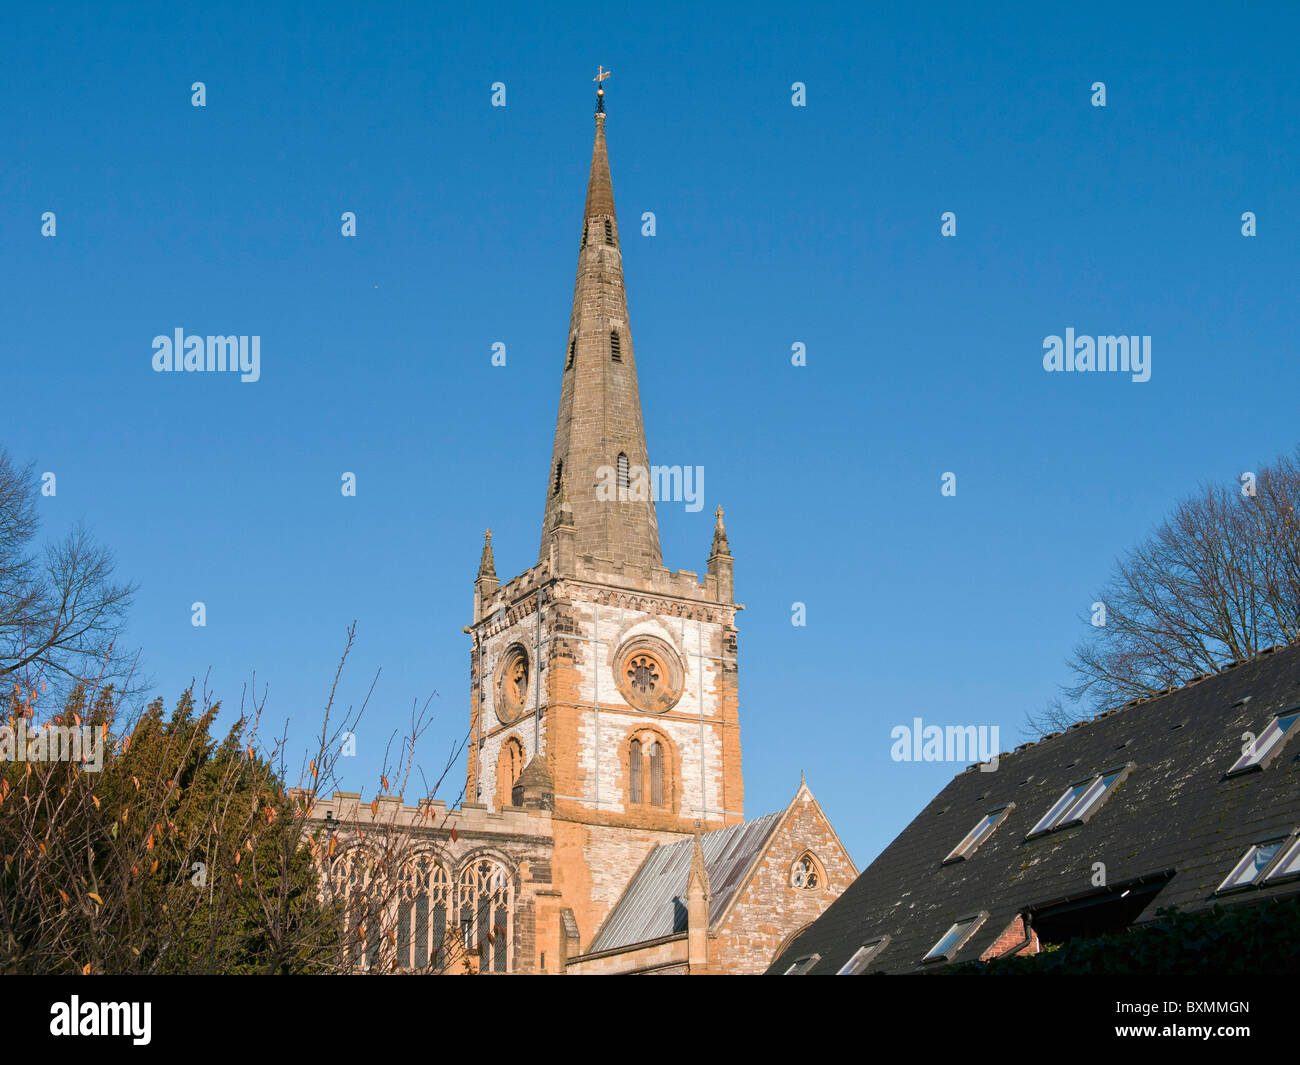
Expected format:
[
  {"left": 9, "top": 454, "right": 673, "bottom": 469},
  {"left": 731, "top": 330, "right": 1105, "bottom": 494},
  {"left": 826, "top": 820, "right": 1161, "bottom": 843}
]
[
  {"left": 837, "top": 937, "right": 889, "bottom": 974},
  {"left": 1216, "top": 836, "right": 1293, "bottom": 893},
  {"left": 1027, "top": 766, "right": 1131, "bottom": 837},
  {"left": 783, "top": 953, "right": 821, "bottom": 975},
  {"left": 943, "top": 805, "right": 1014, "bottom": 864},
  {"left": 1265, "top": 836, "right": 1300, "bottom": 884},
  {"left": 922, "top": 914, "right": 986, "bottom": 964},
  {"left": 1227, "top": 708, "right": 1300, "bottom": 775}
]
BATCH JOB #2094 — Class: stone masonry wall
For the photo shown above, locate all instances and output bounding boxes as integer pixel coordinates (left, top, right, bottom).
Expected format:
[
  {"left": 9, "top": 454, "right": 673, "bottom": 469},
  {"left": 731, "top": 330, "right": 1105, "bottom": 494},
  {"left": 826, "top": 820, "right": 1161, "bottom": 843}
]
[{"left": 710, "top": 787, "right": 858, "bottom": 974}]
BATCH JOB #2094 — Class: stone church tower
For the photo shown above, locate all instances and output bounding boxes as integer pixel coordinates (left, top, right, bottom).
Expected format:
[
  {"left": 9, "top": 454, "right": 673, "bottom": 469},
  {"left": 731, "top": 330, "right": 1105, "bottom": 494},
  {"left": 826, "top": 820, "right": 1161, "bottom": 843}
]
[
  {"left": 304, "top": 86, "right": 854, "bottom": 975},
  {"left": 465, "top": 95, "right": 744, "bottom": 943}
]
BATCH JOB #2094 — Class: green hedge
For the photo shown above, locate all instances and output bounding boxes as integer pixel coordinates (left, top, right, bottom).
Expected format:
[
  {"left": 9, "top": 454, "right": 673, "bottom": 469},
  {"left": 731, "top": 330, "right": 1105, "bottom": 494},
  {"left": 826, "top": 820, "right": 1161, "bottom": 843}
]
[{"left": 949, "top": 894, "right": 1300, "bottom": 975}]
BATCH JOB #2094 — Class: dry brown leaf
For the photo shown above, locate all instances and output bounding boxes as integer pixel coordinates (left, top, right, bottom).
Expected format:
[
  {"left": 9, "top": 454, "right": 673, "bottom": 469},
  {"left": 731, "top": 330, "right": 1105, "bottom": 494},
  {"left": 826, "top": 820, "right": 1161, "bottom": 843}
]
[{"left": 87, "top": 892, "right": 103, "bottom": 905}]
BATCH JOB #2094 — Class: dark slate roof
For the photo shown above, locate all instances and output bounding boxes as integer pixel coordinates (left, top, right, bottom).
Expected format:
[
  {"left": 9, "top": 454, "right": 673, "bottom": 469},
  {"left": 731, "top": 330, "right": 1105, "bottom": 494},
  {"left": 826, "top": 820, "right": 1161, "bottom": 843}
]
[
  {"left": 587, "top": 811, "right": 784, "bottom": 954},
  {"left": 769, "top": 642, "right": 1300, "bottom": 974}
]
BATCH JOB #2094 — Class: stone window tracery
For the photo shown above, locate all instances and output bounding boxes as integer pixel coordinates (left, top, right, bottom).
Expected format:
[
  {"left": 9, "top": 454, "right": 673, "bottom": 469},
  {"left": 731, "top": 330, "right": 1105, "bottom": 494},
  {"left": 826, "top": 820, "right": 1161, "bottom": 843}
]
[
  {"left": 331, "top": 846, "right": 386, "bottom": 971},
  {"left": 791, "top": 852, "right": 825, "bottom": 890},
  {"left": 398, "top": 854, "right": 450, "bottom": 971},
  {"left": 612, "top": 635, "right": 684, "bottom": 714},
  {"left": 459, "top": 858, "right": 512, "bottom": 973},
  {"left": 625, "top": 730, "right": 673, "bottom": 811}
]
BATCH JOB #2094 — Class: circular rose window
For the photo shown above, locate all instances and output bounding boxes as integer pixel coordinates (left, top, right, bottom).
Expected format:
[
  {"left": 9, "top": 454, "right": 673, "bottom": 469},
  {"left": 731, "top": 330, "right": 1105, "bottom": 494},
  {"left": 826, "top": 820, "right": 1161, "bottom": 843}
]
[
  {"left": 613, "top": 636, "right": 683, "bottom": 714},
  {"left": 494, "top": 644, "right": 530, "bottom": 724}
]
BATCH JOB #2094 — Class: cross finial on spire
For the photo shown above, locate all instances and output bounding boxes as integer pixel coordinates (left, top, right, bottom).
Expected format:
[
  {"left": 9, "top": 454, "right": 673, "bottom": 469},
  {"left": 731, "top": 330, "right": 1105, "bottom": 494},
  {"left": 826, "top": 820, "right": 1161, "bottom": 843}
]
[{"left": 594, "top": 65, "right": 611, "bottom": 114}]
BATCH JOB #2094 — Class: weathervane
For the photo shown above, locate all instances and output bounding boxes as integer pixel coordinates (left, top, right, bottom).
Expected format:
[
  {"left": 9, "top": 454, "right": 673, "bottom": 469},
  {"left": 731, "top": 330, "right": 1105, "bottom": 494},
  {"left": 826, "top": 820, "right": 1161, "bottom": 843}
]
[{"left": 594, "top": 65, "right": 612, "bottom": 113}]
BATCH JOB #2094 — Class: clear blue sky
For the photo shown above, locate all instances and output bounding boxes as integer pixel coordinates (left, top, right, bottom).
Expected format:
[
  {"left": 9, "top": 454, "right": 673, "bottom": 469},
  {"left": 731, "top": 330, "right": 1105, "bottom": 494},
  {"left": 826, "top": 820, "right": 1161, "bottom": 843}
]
[{"left": 5, "top": 1, "right": 1297, "bottom": 867}]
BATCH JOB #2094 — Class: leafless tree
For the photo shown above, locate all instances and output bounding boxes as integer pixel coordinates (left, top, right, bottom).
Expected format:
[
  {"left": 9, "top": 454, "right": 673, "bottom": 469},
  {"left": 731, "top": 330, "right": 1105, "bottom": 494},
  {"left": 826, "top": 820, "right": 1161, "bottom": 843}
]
[
  {"left": 0, "top": 450, "right": 136, "bottom": 700},
  {"left": 1028, "top": 447, "right": 1300, "bottom": 736}
]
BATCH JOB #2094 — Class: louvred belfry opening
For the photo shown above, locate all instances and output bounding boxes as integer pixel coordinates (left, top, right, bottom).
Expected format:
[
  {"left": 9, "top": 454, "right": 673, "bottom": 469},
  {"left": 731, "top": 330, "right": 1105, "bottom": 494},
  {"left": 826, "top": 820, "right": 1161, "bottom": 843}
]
[{"left": 539, "top": 105, "right": 662, "bottom": 569}]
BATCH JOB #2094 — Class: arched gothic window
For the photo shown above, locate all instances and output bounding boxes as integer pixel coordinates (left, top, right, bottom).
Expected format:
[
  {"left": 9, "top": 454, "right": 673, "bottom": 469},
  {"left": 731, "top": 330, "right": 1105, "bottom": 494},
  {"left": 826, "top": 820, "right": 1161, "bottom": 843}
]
[
  {"left": 496, "top": 737, "right": 525, "bottom": 809},
  {"left": 567, "top": 337, "right": 576, "bottom": 369},
  {"left": 459, "top": 859, "right": 513, "bottom": 973},
  {"left": 629, "top": 738, "right": 642, "bottom": 804},
  {"left": 398, "top": 855, "right": 450, "bottom": 971},
  {"left": 604, "top": 217, "right": 613, "bottom": 244},
  {"left": 617, "top": 453, "right": 629, "bottom": 497},
  {"left": 627, "top": 734, "right": 671, "bottom": 810},
  {"left": 331, "top": 847, "right": 385, "bottom": 971},
  {"left": 554, "top": 462, "right": 563, "bottom": 494},
  {"left": 650, "top": 741, "right": 664, "bottom": 807},
  {"left": 791, "top": 852, "right": 825, "bottom": 890}
]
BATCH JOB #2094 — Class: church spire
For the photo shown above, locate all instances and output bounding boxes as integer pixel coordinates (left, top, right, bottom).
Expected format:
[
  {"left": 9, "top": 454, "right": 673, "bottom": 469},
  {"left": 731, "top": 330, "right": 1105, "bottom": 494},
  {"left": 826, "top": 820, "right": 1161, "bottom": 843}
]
[{"left": 539, "top": 74, "right": 663, "bottom": 569}]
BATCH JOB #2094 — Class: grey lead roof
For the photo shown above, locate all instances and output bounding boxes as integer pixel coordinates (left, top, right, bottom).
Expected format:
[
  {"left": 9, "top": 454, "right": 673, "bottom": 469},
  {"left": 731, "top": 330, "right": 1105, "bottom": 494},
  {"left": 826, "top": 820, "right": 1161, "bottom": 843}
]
[{"left": 587, "top": 810, "right": 785, "bottom": 954}]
